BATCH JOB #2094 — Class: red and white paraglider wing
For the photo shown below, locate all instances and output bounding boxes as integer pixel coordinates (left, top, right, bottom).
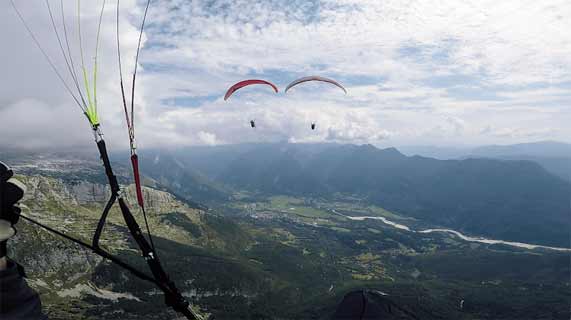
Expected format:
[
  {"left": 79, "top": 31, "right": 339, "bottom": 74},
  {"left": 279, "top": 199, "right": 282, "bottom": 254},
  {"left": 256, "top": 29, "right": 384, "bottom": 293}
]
[{"left": 224, "top": 79, "right": 279, "bottom": 100}]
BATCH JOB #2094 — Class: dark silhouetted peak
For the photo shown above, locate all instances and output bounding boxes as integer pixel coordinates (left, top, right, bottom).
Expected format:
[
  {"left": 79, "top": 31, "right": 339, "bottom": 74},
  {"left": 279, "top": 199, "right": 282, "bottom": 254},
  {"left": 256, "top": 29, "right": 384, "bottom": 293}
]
[{"left": 333, "top": 290, "right": 418, "bottom": 320}]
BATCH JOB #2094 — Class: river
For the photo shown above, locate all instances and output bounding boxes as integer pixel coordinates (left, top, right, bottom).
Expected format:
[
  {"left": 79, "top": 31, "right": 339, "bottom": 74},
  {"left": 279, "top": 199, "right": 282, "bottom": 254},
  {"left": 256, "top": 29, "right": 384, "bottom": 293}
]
[{"left": 334, "top": 211, "right": 571, "bottom": 252}]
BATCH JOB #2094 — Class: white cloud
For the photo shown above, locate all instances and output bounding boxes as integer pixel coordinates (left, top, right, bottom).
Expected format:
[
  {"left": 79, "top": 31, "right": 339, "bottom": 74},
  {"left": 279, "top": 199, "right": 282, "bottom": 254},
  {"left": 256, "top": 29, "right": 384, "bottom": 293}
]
[
  {"left": 480, "top": 126, "right": 557, "bottom": 139},
  {"left": 1, "top": 0, "right": 570, "bottom": 150},
  {"left": 197, "top": 131, "right": 220, "bottom": 146}
]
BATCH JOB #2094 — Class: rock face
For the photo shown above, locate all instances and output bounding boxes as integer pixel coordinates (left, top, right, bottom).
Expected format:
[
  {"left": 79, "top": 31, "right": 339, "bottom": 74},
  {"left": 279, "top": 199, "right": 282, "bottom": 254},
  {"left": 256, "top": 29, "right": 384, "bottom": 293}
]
[
  {"left": 20, "top": 175, "right": 195, "bottom": 214},
  {"left": 24, "top": 176, "right": 82, "bottom": 205},
  {"left": 122, "top": 184, "right": 190, "bottom": 214},
  {"left": 69, "top": 181, "right": 109, "bottom": 204},
  {"left": 10, "top": 174, "right": 210, "bottom": 316}
]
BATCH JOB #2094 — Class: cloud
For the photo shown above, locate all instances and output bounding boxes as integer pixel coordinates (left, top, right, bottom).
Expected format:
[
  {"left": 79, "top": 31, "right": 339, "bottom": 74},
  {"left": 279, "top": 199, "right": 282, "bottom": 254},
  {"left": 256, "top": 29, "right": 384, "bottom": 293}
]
[
  {"left": 1, "top": 0, "right": 142, "bottom": 150},
  {"left": 1, "top": 0, "right": 570, "bottom": 150},
  {"left": 325, "top": 127, "right": 392, "bottom": 143},
  {"left": 0, "top": 98, "right": 90, "bottom": 149},
  {"left": 197, "top": 131, "right": 220, "bottom": 146},
  {"left": 480, "top": 125, "right": 557, "bottom": 139}
]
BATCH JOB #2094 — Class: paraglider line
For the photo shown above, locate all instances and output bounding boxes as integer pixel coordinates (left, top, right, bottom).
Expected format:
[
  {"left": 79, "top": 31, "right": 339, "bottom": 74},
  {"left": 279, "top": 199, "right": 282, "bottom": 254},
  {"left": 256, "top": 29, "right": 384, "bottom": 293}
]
[
  {"left": 60, "top": 0, "right": 86, "bottom": 106},
  {"left": 45, "top": 0, "right": 88, "bottom": 110},
  {"left": 77, "top": 0, "right": 94, "bottom": 110},
  {"left": 116, "top": 0, "right": 156, "bottom": 253},
  {"left": 10, "top": 0, "right": 85, "bottom": 113},
  {"left": 93, "top": 0, "right": 107, "bottom": 112},
  {"left": 131, "top": 0, "right": 152, "bottom": 134},
  {"left": 116, "top": 0, "right": 131, "bottom": 139}
]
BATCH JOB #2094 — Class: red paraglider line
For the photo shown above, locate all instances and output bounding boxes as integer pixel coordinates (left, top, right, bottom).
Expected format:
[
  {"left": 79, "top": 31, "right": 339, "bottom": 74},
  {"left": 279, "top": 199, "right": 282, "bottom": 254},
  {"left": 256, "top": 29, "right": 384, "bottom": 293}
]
[
  {"left": 224, "top": 79, "right": 279, "bottom": 100},
  {"left": 116, "top": 0, "right": 154, "bottom": 252},
  {"left": 131, "top": 154, "right": 145, "bottom": 209}
]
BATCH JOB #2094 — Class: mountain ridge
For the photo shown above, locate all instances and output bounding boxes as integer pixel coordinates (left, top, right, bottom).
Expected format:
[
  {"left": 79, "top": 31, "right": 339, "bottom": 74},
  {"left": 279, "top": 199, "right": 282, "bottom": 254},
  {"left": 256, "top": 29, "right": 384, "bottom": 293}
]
[{"left": 143, "top": 143, "right": 570, "bottom": 246}]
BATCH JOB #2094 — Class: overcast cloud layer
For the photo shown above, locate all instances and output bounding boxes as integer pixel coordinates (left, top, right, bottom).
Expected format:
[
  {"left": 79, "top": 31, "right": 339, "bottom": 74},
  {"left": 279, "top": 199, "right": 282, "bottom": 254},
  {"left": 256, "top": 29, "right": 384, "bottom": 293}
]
[{"left": 1, "top": 0, "right": 570, "bottom": 150}]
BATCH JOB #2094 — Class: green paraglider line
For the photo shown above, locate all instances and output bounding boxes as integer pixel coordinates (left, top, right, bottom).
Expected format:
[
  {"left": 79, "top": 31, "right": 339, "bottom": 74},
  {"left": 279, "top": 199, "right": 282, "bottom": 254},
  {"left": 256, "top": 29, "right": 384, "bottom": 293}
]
[{"left": 77, "top": 0, "right": 97, "bottom": 126}]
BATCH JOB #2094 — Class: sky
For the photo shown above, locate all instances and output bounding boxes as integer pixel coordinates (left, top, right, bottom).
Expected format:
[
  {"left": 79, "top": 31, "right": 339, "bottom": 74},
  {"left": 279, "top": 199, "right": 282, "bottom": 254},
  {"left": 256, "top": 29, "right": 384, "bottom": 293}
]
[{"left": 0, "top": 0, "right": 570, "bottom": 150}]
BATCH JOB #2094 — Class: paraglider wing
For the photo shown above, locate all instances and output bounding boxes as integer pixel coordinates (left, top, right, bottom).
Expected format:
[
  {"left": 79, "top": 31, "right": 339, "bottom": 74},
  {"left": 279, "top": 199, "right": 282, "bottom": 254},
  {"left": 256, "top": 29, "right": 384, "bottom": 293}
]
[
  {"left": 285, "top": 76, "right": 347, "bottom": 94},
  {"left": 224, "top": 79, "right": 278, "bottom": 100}
]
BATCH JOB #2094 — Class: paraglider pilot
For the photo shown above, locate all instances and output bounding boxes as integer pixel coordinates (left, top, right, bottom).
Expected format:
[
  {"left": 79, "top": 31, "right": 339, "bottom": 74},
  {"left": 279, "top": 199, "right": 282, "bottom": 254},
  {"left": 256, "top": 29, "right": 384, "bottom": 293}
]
[
  {"left": 250, "top": 120, "right": 256, "bottom": 128},
  {"left": 0, "top": 161, "right": 46, "bottom": 319},
  {"left": 311, "top": 123, "right": 316, "bottom": 130}
]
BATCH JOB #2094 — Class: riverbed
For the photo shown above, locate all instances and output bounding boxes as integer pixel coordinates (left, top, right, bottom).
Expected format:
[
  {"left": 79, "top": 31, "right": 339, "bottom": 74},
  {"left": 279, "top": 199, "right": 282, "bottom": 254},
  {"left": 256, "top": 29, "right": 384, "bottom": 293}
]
[{"left": 334, "top": 211, "right": 571, "bottom": 252}]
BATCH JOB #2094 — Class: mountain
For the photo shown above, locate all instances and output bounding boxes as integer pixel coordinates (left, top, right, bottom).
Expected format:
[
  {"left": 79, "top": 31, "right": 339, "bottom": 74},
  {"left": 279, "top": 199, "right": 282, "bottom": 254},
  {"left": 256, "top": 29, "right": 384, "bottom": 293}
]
[
  {"left": 147, "top": 143, "right": 570, "bottom": 247},
  {"left": 472, "top": 155, "right": 571, "bottom": 182},
  {"left": 399, "top": 141, "right": 571, "bottom": 181},
  {"left": 399, "top": 141, "right": 571, "bottom": 160},
  {"left": 469, "top": 141, "right": 571, "bottom": 182},
  {"left": 134, "top": 150, "right": 229, "bottom": 205},
  {"left": 471, "top": 141, "right": 571, "bottom": 159},
  {"left": 398, "top": 145, "right": 471, "bottom": 159},
  {"left": 317, "top": 146, "right": 570, "bottom": 247},
  {"left": 137, "top": 143, "right": 337, "bottom": 200}
]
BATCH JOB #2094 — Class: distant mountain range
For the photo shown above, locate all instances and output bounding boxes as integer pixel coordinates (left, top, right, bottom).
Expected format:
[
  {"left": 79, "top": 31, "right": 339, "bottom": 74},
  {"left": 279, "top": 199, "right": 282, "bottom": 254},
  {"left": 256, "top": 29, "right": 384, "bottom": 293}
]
[
  {"left": 400, "top": 141, "right": 571, "bottom": 159},
  {"left": 400, "top": 141, "right": 571, "bottom": 181},
  {"left": 138, "top": 142, "right": 570, "bottom": 247},
  {"left": 471, "top": 141, "right": 571, "bottom": 159}
]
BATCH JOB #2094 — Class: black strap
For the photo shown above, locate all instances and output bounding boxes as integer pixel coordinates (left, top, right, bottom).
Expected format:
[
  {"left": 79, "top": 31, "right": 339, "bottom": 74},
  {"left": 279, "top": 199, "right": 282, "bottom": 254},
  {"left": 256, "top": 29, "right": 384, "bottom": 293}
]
[
  {"left": 96, "top": 140, "right": 120, "bottom": 194},
  {"left": 94, "top": 139, "right": 200, "bottom": 319},
  {"left": 92, "top": 194, "right": 117, "bottom": 249},
  {"left": 116, "top": 198, "right": 199, "bottom": 318},
  {"left": 92, "top": 139, "right": 119, "bottom": 249},
  {"left": 19, "top": 205, "right": 200, "bottom": 319},
  {"left": 19, "top": 214, "right": 157, "bottom": 284}
]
